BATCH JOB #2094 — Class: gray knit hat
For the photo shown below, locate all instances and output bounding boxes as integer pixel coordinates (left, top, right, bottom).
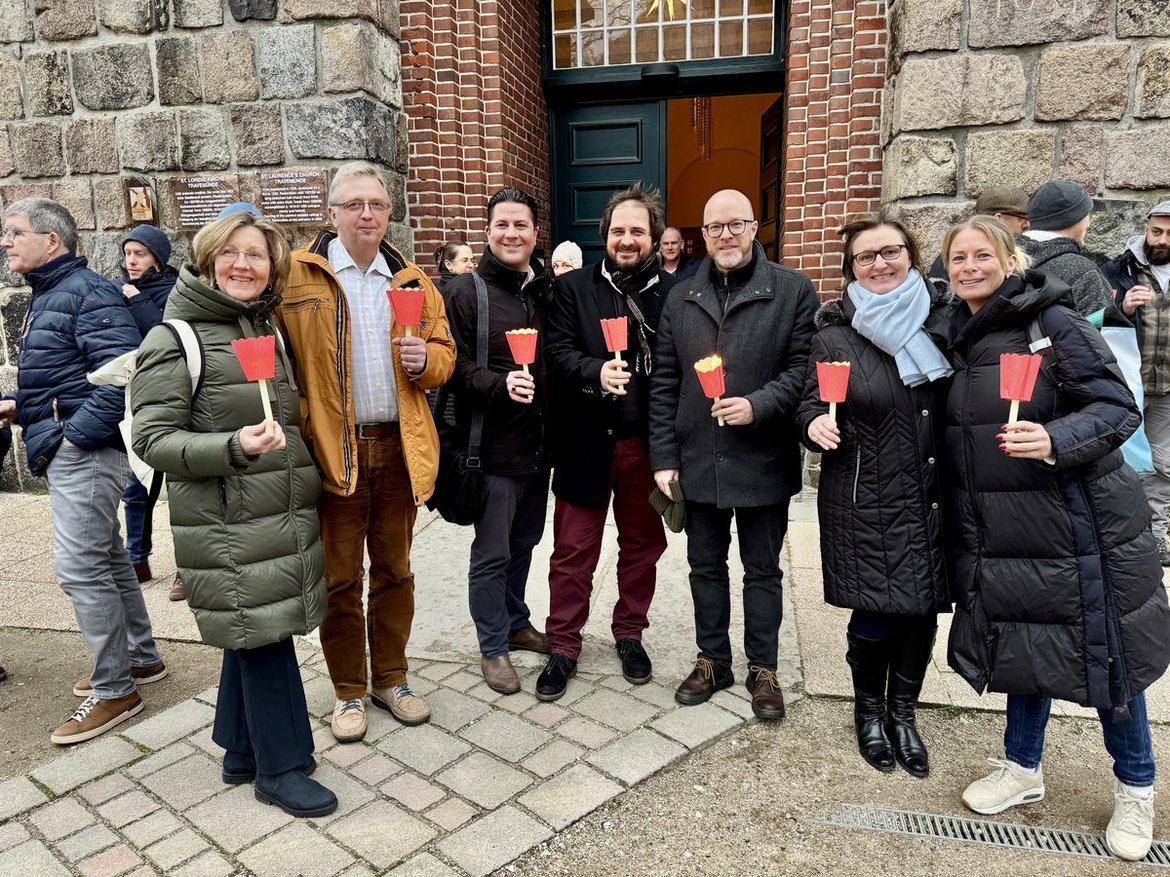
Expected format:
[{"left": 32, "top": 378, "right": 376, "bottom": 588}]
[{"left": 1027, "top": 180, "right": 1093, "bottom": 231}]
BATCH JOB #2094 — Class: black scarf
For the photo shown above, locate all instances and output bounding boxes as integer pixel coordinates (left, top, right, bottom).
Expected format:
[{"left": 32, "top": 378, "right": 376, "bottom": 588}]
[{"left": 601, "top": 253, "right": 660, "bottom": 375}]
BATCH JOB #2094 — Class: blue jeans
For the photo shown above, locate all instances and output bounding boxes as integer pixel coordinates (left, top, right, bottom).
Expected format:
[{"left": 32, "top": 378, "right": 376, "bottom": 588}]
[
  {"left": 46, "top": 443, "right": 161, "bottom": 700},
  {"left": 1005, "top": 692, "right": 1156, "bottom": 787},
  {"left": 122, "top": 472, "right": 152, "bottom": 563}
]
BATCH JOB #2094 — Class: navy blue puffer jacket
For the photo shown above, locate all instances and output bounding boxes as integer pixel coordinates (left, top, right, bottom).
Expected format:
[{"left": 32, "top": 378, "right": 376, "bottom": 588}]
[{"left": 13, "top": 253, "right": 142, "bottom": 474}]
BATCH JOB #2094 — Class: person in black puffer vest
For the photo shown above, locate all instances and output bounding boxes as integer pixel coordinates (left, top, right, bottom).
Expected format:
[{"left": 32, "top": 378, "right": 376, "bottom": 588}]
[
  {"left": 797, "top": 214, "right": 953, "bottom": 778},
  {"left": 942, "top": 216, "right": 1170, "bottom": 862}
]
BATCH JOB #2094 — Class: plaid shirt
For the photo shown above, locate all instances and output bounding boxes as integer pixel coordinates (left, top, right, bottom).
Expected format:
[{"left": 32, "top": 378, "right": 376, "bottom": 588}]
[
  {"left": 1136, "top": 260, "right": 1170, "bottom": 396},
  {"left": 328, "top": 238, "right": 399, "bottom": 423}
]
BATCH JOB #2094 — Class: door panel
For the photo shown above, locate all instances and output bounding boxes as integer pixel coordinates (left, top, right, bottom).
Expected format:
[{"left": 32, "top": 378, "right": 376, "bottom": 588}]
[
  {"left": 757, "top": 95, "right": 782, "bottom": 264},
  {"left": 552, "top": 102, "right": 666, "bottom": 267}
]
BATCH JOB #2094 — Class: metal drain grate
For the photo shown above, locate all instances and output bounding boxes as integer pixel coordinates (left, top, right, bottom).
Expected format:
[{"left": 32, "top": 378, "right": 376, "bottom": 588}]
[{"left": 813, "top": 804, "right": 1170, "bottom": 866}]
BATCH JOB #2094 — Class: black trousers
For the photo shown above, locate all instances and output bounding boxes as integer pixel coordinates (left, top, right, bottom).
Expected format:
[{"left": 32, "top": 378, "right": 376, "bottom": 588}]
[
  {"left": 684, "top": 498, "right": 789, "bottom": 669},
  {"left": 212, "top": 637, "right": 314, "bottom": 776}
]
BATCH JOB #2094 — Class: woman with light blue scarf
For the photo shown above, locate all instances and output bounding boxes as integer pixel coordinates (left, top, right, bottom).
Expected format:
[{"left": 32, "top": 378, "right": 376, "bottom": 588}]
[{"left": 797, "top": 214, "right": 954, "bottom": 779}]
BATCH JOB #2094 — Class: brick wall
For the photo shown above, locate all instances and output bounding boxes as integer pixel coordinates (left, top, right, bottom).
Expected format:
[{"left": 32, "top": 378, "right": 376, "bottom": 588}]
[
  {"left": 400, "top": 0, "right": 550, "bottom": 265},
  {"left": 782, "top": 0, "right": 887, "bottom": 294}
]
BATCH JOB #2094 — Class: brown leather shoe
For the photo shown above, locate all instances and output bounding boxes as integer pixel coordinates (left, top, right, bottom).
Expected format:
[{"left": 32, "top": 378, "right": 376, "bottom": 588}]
[
  {"left": 675, "top": 657, "right": 734, "bottom": 705},
  {"left": 168, "top": 575, "right": 187, "bottom": 602},
  {"left": 51, "top": 691, "right": 143, "bottom": 745},
  {"left": 133, "top": 561, "right": 152, "bottom": 583},
  {"left": 480, "top": 655, "right": 520, "bottom": 694},
  {"left": 746, "top": 664, "right": 785, "bottom": 720},
  {"left": 507, "top": 626, "right": 551, "bottom": 654}
]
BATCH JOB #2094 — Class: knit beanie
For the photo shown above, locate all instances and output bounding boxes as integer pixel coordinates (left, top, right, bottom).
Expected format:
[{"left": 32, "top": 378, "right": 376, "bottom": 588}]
[
  {"left": 121, "top": 225, "right": 172, "bottom": 266},
  {"left": 1027, "top": 180, "right": 1093, "bottom": 231},
  {"left": 551, "top": 240, "right": 583, "bottom": 269}
]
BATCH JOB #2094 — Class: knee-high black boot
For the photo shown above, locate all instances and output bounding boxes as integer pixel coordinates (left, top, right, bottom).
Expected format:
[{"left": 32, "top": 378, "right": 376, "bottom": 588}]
[
  {"left": 886, "top": 624, "right": 936, "bottom": 778},
  {"left": 846, "top": 632, "right": 895, "bottom": 773}
]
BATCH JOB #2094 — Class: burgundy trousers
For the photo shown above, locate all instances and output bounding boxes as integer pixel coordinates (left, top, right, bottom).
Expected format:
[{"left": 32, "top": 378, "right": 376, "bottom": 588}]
[{"left": 545, "top": 436, "right": 667, "bottom": 659}]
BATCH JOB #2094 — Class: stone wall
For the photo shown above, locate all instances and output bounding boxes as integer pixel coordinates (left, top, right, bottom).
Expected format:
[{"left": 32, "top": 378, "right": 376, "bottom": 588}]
[
  {"left": 0, "top": 0, "right": 406, "bottom": 490},
  {"left": 884, "top": 0, "right": 1170, "bottom": 265}
]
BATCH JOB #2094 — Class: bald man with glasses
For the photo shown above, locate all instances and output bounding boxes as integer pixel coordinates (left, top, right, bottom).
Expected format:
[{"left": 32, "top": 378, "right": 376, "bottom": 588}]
[{"left": 649, "top": 188, "right": 818, "bottom": 721}]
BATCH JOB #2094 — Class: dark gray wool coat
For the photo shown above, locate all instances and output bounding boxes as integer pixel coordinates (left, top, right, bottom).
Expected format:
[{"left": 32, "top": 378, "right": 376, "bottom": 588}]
[
  {"left": 131, "top": 266, "right": 326, "bottom": 651},
  {"left": 796, "top": 288, "right": 952, "bottom": 617},
  {"left": 649, "top": 241, "right": 819, "bottom": 508}
]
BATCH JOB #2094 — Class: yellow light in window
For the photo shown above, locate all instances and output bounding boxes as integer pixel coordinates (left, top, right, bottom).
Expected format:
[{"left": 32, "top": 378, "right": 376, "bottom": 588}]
[{"left": 647, "top": 0, "right": 686, "bottom": 21}]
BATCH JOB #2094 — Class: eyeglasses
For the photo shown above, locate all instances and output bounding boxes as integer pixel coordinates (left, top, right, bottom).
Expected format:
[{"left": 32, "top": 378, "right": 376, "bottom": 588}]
[
  {"left": 852, "top": 244, "right": 908, "bottom": 266},
  {"left": 702, "top": 219, "right": 751, "bottom": 237},
  {"left": 333, "top": 200, "right": 391, "bottom": 215},
  {"left": 0, "top": 227, "right": 48, "bottom": 242},
  {"left": 216, "top": 248, "right": 269, "bottom": 265}
]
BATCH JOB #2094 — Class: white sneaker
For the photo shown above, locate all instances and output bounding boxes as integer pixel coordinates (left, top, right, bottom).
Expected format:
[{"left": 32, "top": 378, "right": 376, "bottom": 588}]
[
  {"left": 330, "top": 697, "right": 367, "bottom": 743},
  {"left": 1105, "top": 780, "right": 1155, "bottom": 862},
  {"left": 962, "top": 758, "right": 1045, "bottom": 814}
]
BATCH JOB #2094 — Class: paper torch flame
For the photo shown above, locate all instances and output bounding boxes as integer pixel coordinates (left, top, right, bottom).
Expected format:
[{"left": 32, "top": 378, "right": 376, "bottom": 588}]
[
  {"left": 505, "top": 328, "right": 539, "bottom": 367},
  {"left": 694, "top": 354, "right": 725, "bottom": 399},
  {"left": 387, "top": 287, "right": 425, "bottom": 328},
  {"left": 817, "top": 361, "right": 851, "bottom": 404}
]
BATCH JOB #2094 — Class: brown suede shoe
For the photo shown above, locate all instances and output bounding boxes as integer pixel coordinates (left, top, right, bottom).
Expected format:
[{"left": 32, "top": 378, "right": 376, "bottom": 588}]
[
  {"left": 371, "top": 682, "right": 431, "bottom": 726},
  {"left": 74, "top": 661, "right": 167, "bottom": 697},
  {"left": 508, "top": 626, "right": 551, "bottom": 654},
  {"left": 746, "top": 664, "right": 785, "bottom": 721},
  {"left": 133, "top": 561, "right": 152, "bottom": 584},
  {"left": 169, "top": 575, "right": 187, "bottom": 602},
  {"left": 51, "top": 692, "right": 143, "bottom": 745},
  {"left": 675, "top": 657, "right": 734, "bottom": 706},
  {"left": 480, "top": 655, "right": 521, "bottom": 694}
]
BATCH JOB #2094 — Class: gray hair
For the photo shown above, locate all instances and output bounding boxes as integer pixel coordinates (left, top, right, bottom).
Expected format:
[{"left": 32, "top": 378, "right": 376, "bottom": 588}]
[
  {"left": 3, "top": 197, "right": 78, "bottom": 252},
  {"left": 328, "top": 161, "right": 390, "bottom": 204}
]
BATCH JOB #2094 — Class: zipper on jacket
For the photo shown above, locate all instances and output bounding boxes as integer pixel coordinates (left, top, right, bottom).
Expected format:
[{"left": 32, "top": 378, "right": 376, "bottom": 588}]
[{"left": 852, "top": 447, "right": 861, "bottom": 503}]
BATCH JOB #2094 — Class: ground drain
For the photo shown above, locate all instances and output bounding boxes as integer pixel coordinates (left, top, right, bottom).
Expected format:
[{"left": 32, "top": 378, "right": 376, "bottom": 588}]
[{"left": 813, "top": 804, "right": 1170, "bottom": 866}]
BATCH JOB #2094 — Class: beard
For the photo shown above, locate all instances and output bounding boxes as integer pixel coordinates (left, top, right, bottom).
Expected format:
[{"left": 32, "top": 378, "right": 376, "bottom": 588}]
[
  {"left": 611, "top": 246, "right": 647, "bottom": 268},
  {"left": 1147, "top": 243, "right": 1170, "bottom": 266}
]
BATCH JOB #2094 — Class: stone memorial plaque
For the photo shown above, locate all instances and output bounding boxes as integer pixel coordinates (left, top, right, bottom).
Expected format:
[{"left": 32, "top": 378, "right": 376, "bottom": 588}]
[
  {"left": 258, "top": 168, "right": 329, "bottom": 224},
  {"left": 171, "top": 175, "right": 239, "bottom": 229}
]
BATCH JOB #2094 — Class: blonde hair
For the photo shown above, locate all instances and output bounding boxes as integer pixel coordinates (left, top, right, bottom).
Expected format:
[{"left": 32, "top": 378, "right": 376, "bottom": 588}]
[
  {"left": 192, "top": 213, "right": 291, "bottom": 294},
  {"left": 328, "top": 161, "right": 390, "bottom": 204},
  {"left": 941, "top": 215, "right": 1030, "bottom": 278}
]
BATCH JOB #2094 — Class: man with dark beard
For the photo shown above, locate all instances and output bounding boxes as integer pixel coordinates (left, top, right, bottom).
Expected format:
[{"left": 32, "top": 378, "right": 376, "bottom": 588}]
[
  {"left": 536, "top": 183, "right": 676, "bottom": 701},
  {"left": 1106, "top": 200, "right": 1170, "bottom": 564}
]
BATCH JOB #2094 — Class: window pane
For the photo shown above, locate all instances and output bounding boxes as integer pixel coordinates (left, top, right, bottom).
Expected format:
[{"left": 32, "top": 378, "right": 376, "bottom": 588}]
[
  {"left": 553, "top": 0, "right": 576, "bottom": 30},
  {"left": 635, "top": 26, "right": 659, "bottom": 62},
  {"left": 691, "top": 0, "right": 716, "bottom": 19},
  {"left": 718, "top": 0, "right": 744, "bottom": 17},
  {"left": 581, "top": 30, "right": 605, "bottom": 66},
  {"left": 718, "top": 20, "right": 742, "bottom": 56},
  {"left": 554, "top": 33, "right": 577, "bottom": 68},
  {"left": 608, "top": 29, "right": 632, "bottom": 65},
  {"left": 747, "top": 0, "right": 772, "bottom": 14},
  {"left": 746, "top": 17, "right": 772, "bottom": 55},
  {"left": 690, "top": 22, "right": 715, "bottom": 60},
  {"left": 662, "top": 23, "right": 686, "bottom": 61},
  {"left": 605, "top": 0, "right": 632, "bottom": 27}
]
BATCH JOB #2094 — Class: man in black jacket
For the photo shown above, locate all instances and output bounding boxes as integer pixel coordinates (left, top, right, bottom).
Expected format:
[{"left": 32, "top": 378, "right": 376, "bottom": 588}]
[
  {"left": 445, "top": 187, "right": 553, "bottom": 694},
  {"left": 1105, "top": 200, "right": 1170, "bottom": 564},
  {"left": 537, "top": 183, "right": 676, "bottom": 701},
  {"left": 650, "top": 188, "right": 818, "bottom": 720}
]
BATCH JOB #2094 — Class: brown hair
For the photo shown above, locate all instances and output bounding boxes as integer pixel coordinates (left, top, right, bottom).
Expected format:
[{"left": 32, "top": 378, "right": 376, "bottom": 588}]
[
  {"left": 838, "top": 212, "right": 925, "bottom": 286},
  {"left": 941, "top": 215, "right": 1030, "bottom": 279},
  {"left": 599, "top": 182, "right": 666, "bottom": 246},
  {"left": 192, "top": 213, "right": 291, "bottom": 294}
]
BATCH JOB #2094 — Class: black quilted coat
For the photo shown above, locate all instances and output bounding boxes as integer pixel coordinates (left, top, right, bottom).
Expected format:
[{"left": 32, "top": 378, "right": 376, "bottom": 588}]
[
  {"left": 945, "top": 271, "right": 1170, "bottom": 711},
  {"left": 796, "top": 287, "right": 952, "bottom": 616}
]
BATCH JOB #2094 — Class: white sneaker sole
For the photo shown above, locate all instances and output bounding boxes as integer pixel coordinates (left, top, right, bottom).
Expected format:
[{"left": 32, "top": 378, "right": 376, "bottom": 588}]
[
  {"left": 50, "top": 699, "right": 144, "bottom": 745},
  {"left": 963, "top": 785, "right": 1045, "bottom": 815}
]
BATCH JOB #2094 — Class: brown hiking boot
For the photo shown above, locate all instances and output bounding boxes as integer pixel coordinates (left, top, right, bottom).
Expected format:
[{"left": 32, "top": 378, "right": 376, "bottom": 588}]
[
  {"left": 675, "top": 657, "right": 734, "bottom": 706},
  {"left": 74, "top": 661, "right": 167, "bottom": 697},
  {"left": 746, "top": 664, "right": 786, "bottom": 721},
  {"left": 51, "top": 692, "right": 143, "bottom": 745}
]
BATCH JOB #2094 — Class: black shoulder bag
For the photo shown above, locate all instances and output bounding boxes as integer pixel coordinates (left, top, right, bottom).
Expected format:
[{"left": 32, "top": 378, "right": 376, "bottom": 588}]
[{"left": 426, "top": 273, "right": 488, "bottom": 525}]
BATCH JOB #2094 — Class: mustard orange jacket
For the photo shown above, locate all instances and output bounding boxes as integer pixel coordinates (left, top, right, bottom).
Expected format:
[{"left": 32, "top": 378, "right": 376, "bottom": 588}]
[{"left": 276, "top": 231, "right": 456, "bottom": 503}]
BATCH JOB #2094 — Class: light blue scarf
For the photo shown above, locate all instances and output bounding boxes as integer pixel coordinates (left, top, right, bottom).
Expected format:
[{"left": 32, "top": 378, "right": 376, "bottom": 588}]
[{"left": 847, "top": 270, "right": 953, "bottom": 387}]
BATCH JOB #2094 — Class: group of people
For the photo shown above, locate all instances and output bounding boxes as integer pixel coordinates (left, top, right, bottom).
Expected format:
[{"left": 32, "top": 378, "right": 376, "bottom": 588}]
[{"left": 1, "top": 165, "right": 1169, "bottom": 858}]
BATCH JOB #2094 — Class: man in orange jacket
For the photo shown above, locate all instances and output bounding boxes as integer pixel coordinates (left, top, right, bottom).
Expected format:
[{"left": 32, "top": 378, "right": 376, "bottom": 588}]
[{"left": 276, "top": 162, "right": 455, "bottom": 742}]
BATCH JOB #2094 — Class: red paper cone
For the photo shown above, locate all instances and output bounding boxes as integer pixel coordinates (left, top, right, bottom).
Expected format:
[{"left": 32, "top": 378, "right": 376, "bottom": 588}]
[
  {"left": 388, "top": 287, "right": 425, "bottom": 328},
  {"left": 600, "top": 317, "right": 628, "bottom": 354},
  {"left": 231, "top": 335, "right": 276, "bottom": 382},
  {"left": 817, "top": 361, "right": 851, "bottom": 404},
  {"left": 505, "top": 329, "right": 539, "bottom": 366},
  {"left": 1000, "top": 353, "right": 1043, "bottom": 403},
  {"left": 694, "top": 356, "right": 726, "bottom": 399}
]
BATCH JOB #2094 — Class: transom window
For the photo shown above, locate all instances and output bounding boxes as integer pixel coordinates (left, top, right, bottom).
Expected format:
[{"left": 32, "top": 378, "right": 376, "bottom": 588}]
[{"left": 551, "top": 0, "right": 776, "bottom": 70}]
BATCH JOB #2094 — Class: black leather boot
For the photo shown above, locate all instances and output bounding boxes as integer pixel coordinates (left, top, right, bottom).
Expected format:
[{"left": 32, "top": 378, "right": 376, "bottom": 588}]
[
  {"left": 886, "top": 624, "right": 937, "bottom": 778},
  {"left": 845, "top": 632, "right": 895, "bottom": 773}
]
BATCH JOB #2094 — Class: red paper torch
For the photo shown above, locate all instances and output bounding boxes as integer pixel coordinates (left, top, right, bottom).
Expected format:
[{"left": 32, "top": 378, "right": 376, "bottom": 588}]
[
  {"left": 694, "top": 355, "right": 727, "bottom": 426},
  {"left": 816, "top": 360, "right": 851, "bottom": 427},
  {"left": 600, "top": 317, "right": 628, "bottom": 362},
  {"left": 1000, "top": 352, "right": 1042, "bottom": 424},
  {"left": 231, "top": 335, "right": 277, "bottom": 422},
  {"left": 387, "top": 287, "right": 425, "bottom": 337},
  {"left": 505, "top": 328, "right": 539, "bottom": 375}
]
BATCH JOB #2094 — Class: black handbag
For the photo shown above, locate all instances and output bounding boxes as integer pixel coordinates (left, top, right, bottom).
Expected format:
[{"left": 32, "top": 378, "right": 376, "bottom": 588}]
[{"left": 427, "top": 272, "right": 489, "bottom": 525}]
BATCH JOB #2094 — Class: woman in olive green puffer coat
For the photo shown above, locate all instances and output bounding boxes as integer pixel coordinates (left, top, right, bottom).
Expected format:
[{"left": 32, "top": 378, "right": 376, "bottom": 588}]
[{"left": 130, "top": 212, "right": 336, "bottom": 818}]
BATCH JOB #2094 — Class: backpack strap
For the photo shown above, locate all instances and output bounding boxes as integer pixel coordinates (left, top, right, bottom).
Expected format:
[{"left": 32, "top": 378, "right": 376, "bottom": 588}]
[
  {"left": 1026, "top": 310, "right": 1062, "bottom": 389},
  {"left": 162, "top": 318, "right": 203, "bottom": 397},
  {"left": 466, "top": 272, "right": 490, "bottom": 469}
]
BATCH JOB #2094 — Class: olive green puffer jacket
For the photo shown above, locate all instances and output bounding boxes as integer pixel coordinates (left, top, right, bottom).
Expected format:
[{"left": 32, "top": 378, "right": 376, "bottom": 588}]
[{"left": 130, "top": 266, "right": 325, "bottom": 650}]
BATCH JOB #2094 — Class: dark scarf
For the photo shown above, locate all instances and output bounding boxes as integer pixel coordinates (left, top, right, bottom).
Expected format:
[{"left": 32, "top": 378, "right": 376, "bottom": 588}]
[{"left": 601, "top": 252, "right": 661, "bottom": 375}]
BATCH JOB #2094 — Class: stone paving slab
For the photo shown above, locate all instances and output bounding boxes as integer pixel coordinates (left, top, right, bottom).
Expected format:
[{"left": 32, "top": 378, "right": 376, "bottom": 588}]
[
  {"left": 324, "top": 801, "right": 436, "bottom": 870},
  {"left": 437, "top": 806, "right": 553, "bottom": 877},
  {"left": 0, "top": 776, "right": 50, "bottom": 821},
  {"left": 516, "top": 763, "right": 623, "bottom": 830},
  {"left": 121, "top": 699, "right": 216, "bottom": 751},
  {"left": 237, "top": 822, "right": 355, "bottom": 877},
  {"left": 0, "top": 840, "right": 73, "bottom": 876},
  {"left": 30, "top": 737, "right": 142, "bottom": 795}
]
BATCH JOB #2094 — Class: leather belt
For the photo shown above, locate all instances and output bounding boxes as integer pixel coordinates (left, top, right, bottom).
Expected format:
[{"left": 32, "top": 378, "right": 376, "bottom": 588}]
[{"left": 355, "top": 422, "right": 399, "bottom": 440}]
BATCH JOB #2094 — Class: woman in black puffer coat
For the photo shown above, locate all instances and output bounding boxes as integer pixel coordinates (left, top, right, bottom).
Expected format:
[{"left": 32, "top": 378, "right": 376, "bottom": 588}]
[
  {"left": 943, "top": 216, "right": 1170, "bottom": 861},
  {"left": 798, "top": 214, "right": 953, "bottom": 778}
]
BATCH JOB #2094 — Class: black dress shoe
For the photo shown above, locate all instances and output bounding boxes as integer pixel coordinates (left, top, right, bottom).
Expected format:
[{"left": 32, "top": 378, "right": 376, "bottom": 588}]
[
  {"left": 254, "top": 769, "right": 338, "bottom": 818},
  {"left": 675, "top": 657, "right": 734, "bottom": 705},
  {"left": 616, "top": 639, "right": 652, "bottom": 684},
  {"left": 223, "top": 752, "right": 318, "bottom": 785},
  {"left": 536, "top": 653, "right": 577, "bottom": 702}
]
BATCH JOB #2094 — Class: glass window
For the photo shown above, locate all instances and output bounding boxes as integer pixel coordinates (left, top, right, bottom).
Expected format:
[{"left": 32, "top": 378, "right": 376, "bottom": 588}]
[{"left": 550, "top": 0, "right": 775, "bottom": 69}]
